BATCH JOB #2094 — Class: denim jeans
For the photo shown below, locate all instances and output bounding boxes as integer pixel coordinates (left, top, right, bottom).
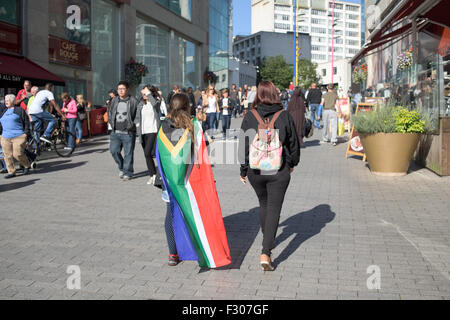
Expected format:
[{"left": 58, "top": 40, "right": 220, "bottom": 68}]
[
  {"left": 309, "top": 104, "right": 320, "bottom": 128},
  {"left": 322, "top": 110, "right": 338, "bottom": 143},
  {"left": 222, "top": 114, "right": 231, "bottom": 137},
  {"left": 76, "top": 119, "right": 84, "bottom": 140},
  {"left": 206, "top": 113, "right": 216, "bottom": 135},
  {"left": 66, "top": 118, "right": 77, "bottom": 148},
  {"left": 30, "top": 111, "right": 57, "bottom": 140},
  {"left": 214, "top": 112, "right": 220, "bottom": 131},
  {"left": 110, "top": 132, "right": 136, "bottom": 177}
]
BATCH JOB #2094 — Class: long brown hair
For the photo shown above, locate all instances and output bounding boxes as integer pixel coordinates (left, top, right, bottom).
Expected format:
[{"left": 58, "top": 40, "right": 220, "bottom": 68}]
[
  {"left": 252, "top": 81, "right": 282, "bottom": 109},
  {"left": 167, "top": 93, "right": 194, "bottom": 141}
]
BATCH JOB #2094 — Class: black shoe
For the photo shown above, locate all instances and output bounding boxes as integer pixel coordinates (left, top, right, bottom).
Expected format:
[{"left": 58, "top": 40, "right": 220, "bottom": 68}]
[
  {"left": 0, "top": 169, "right": 7, "bottom": 174},
  {"left": 4, "top": 173, "right": 16, "bottom": 179},
  {"left": 23, "top": 168, "right": 30, "bottom": 175}
]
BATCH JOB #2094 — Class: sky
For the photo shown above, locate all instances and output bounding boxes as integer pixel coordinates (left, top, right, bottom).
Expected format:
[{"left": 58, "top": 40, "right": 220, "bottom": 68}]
[{"left": 233, "top": 0, "right": 362, "bottom": 36}]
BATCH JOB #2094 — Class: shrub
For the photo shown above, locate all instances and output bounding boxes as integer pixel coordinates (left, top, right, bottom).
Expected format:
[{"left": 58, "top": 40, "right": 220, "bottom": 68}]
[{"left": 354, "top": 104, "right": 431, "bottom": 134}]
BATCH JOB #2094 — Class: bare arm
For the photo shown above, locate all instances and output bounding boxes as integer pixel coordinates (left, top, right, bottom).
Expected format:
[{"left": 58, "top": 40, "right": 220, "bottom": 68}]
[{"left": 50, "top": 100, "right": 66, "bottom": 120}]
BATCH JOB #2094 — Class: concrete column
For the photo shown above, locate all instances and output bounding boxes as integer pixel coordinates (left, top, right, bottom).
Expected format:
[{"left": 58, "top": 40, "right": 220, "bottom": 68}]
[
  {"left": 120, "top": 3, "right": 136, "bottom": 81},
  {"left": 24, "top": 0, "right": 49, "bottom": 68}
]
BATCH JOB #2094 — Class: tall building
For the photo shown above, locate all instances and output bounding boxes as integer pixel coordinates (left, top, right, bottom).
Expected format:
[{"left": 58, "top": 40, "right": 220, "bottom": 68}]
[
  {"left": 251, "top": 0, "right": 363, "bottom": 64},
  {"left": 209, "top": 0, "right": 232, "bottom": 90},
  {"left": 233, "top": 31, "right": 311, "bottom": 67},
  {"left": 0, "top": 0, "right": 211, "bottom": 105}
]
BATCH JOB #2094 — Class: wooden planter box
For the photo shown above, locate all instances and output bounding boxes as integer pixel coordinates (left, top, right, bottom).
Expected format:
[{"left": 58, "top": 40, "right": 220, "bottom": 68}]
[{"left": 415, "top": 117, "right": 450, "bottom": 176}]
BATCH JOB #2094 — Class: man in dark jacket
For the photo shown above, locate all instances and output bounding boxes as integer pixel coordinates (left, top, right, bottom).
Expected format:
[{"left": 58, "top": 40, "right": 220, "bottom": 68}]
[
  {"left": 306, "top": 83, "right": 322, "bottom": 128},
  {"left": 108, "top": 81, "right": 140, "bottom": 181}
]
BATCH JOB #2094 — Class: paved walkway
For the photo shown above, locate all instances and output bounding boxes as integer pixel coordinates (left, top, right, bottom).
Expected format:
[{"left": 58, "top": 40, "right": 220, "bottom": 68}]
[{"left": 1, "top": 118, "right": 450, "bottom": 300}]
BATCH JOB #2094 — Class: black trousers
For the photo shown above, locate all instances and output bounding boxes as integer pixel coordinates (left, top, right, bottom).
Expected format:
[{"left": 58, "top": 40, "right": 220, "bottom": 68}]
[
  {"left": 141, "top": 133, "right": 157, "bottom": 176},
  {"left": 248, "top": 166, "right": 291, "bottom": 256}
]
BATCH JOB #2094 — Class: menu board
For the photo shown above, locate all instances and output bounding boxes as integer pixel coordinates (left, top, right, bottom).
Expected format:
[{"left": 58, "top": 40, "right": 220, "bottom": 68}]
[
  {"left": 337, "top": 98, "right": 351, "bottom": 132},
  {"left": 345, "top": 103, "right": 376, "bottom": 161}
]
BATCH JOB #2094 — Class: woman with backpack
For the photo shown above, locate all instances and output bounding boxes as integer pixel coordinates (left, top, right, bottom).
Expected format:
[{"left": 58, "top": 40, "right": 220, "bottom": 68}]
[{"left": 239, "top": 81, "right": 300, "bottom": 271}]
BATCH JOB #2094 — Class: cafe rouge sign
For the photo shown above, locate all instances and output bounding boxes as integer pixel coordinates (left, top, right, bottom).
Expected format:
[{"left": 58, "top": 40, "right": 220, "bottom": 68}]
[{"left": 49, "top": 35, "right": 91, "bottom": 69}]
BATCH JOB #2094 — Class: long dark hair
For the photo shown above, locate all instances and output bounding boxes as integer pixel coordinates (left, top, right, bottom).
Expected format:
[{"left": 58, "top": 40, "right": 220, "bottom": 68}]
[
  {"left": 252, "top": 81, "right": 282, "bottom": 109},
  {"left": 167, "top": 93, "right": 194, "bottom": 142}
]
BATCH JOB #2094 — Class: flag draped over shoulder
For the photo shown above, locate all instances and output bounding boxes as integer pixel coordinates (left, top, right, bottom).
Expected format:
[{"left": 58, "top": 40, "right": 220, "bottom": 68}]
[{"left": 156, "top": 119, "right": 231, "bottom": 268}]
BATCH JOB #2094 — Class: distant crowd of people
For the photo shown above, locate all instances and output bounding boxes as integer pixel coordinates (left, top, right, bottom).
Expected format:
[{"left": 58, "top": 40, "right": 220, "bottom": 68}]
[{"left": 0, "top": 80, "right": 90, "bottom": 179}]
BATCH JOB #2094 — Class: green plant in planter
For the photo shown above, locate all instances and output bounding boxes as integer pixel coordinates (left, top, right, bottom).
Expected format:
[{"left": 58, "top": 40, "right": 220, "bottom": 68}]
[
  {"left": 354, "top": 104, "right": 431, "bottom": 134},
  {"left": 393, "top": 107, "right": 425, "bottom": 133}
]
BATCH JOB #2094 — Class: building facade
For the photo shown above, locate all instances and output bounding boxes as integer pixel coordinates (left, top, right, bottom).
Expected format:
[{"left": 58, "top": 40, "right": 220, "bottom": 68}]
[
  {"left": 316, "top": 58, "right": 352, "bottom": 94},
  {"left": 251, "top": 0, "right": 362, "bottom": 64},
  {"left": 209, "top": 0, "right": 231, "bottom": 90},
  {"left": 228, "top": 57, "right": 257, "bottom": 88},
  {"left": 233, "top": 31, "right": 311, "bottom": 68},
  {"left": 0, "top": 0, "right": 225, "bottom": 107},
  {"left": 351, "top": 0, "right": 450, "bottom": 175}
]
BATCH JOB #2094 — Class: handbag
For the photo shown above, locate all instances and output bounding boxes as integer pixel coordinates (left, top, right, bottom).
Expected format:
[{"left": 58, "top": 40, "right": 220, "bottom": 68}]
[{"left": 78, "top": 112, "right": 87, "bottom": 121}]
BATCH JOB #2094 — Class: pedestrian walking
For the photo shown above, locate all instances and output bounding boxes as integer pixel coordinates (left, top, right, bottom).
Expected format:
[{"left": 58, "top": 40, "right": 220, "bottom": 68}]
[
  {"left": 203, "top": 85, "right": 219, "bottom": 139},
  {"left": 15, "top": 80, "right": 32, "bottom": 111},
  {"left": 107, "top": 81, "right": 139, "bottom": 181},
  {"left": 306, "top": 83, "right": 322, "bottom": 129},
  {"left": 230, "top": 84, "right": 238, "bottom": 118},
  {"left": 0, "top": 95, "right": 32, "bottom": 179},
  {"left": 320, "top": 84, "right": 341, "bottom": 146},
  {"left": 247, "top": 85, "right": 257, "bottom": 109},
  {"left": 219, "top": 89, "right": 233, "bottom": 139},
  {"left": 157, "top": 93, "right": 231, "bottom": 268},
  {"left": 61, "top": 93, "right": 78, "bottom": 150},
  {"left": 136, "top": 85, "right": 161, "bottom": 185},
  {"left": 287, "top": 87, "right": 307, "bottom": 146},
  {"left": 280, "top": 89, "right": 290, "bottom": 111},
  {"left": 187, "top": 87, "right": 196, "bottom": 117},
  {"left": 239, "top": 81, "right": 300, "bottom": 271},
  {"left": 75, "top": 95, "right": 87, "bottom": 144}
]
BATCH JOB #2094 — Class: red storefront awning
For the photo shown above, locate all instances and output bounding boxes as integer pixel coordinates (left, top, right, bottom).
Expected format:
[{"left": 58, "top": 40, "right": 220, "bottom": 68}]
[
  {"left": 351, "top": 0, "right": 448, "bottom": 65},
  {"left": 0, "top": 53, "right": 65, "bottom": 86}
]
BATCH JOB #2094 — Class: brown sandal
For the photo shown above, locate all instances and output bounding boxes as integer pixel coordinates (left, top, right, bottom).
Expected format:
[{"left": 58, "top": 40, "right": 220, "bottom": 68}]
[{"left": 260, "top": 254, "right": 274, "bottom": 271}]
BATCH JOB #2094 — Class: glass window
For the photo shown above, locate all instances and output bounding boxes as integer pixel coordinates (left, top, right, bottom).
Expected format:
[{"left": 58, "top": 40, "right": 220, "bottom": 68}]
[
  {"left": 0, "top": 0, "right": 19, "bottom": 25},
  {"left": 171, "top": 33, "right": 200, "bottom": 90},
  {"left": 136, "top": 17, "right": 170, "bottom": 96},
  {"left": 155, "top": 0, "right": 191, "bottom": 21},
  {"left": 92, "top": 0, "right": 118, "bottom": 106}
]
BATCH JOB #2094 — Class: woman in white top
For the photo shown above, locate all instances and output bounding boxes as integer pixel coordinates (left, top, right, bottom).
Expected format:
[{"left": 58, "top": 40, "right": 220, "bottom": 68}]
[
  {"left": 202, "top": 85, "right": 219, "bottom": 138},
  {"left": 136, "top": 85, "right": 161, "bottom": 185}
]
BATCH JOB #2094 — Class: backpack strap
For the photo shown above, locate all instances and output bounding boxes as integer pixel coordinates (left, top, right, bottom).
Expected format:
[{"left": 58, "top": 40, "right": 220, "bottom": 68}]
[
  {"left": 269, "top": 110, "right": 283, "bottom": 128},
  {"left": 251, "top": 109, "right": 284, "bottom": 127},
  {"left": 250, "top": 109, "right": 265, "bottom": 126}
]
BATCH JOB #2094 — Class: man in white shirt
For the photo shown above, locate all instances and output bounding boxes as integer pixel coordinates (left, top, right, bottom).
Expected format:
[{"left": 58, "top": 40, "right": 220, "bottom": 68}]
[{"left": 28, "top": 83, "right": 66, "bottom": 143}]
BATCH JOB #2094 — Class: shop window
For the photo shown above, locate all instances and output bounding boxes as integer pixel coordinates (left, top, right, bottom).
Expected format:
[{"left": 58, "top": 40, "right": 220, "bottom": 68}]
[{"left": 156, "top": 0, "right": 191, "bottom": 21}]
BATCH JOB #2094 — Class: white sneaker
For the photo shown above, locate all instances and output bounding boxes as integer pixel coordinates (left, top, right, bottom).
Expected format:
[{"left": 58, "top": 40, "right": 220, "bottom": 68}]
[{"left": 147, "top": 175, "right": 156, "bottom": 185}]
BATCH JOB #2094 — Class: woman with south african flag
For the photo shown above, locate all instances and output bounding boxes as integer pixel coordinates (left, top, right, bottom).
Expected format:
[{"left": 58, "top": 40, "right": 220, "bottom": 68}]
[{"left": 155, "top": 92, "right": 231, "bottom": 269}]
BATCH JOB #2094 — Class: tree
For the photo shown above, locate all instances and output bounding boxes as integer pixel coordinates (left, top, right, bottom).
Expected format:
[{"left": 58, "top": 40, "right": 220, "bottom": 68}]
[
  {"left": 297, "top": 59, "right": 321, "bottom": 90},
  {"left": 259, "top": 55, "right": 293, "bottom": 89}
]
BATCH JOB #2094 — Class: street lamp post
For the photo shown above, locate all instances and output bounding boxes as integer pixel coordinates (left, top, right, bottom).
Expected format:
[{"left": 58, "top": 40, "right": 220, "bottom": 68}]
[{"left": 331, "top": 0, "right": 335, "bottom": 86}]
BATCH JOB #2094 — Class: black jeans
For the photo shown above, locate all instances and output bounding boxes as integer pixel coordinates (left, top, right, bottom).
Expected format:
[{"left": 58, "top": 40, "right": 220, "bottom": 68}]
[
  {"left": 248, "top": 166, "right": 291, "bottom": 256},
  {"left": 141, "top": 133, "right": 157, "bottom": 176}
]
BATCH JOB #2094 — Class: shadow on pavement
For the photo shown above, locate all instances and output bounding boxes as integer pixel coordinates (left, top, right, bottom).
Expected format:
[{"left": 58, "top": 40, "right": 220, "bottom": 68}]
[
  {"left": 0, "top": 179, "right": 40, "bottom": 193},
  {"left": 74, "top": 148, "right": 110, "bottom": 157},
  {"left": 303, "top": 139, "right": 320, "bottom": 148},
  {"left": 272, "top": 204, "right": 335, "bottom": 269},
  {"left": 35, "top": 160, "right": 87, "bottom": 174},
  {"left": 216, "top": 207, "right": 260, "bottom": 270}
]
